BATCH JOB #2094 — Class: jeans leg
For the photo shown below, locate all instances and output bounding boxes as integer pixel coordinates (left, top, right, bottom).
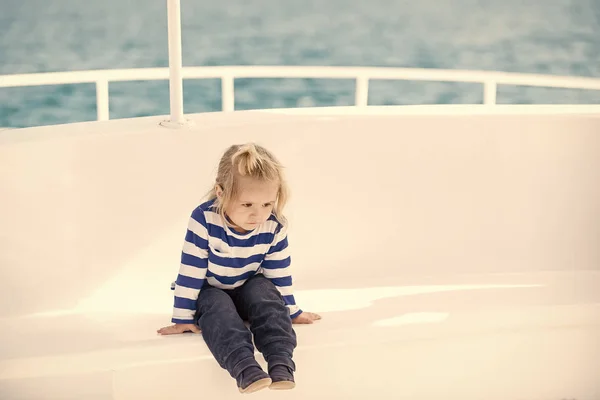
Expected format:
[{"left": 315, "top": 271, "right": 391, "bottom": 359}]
[
  {"left": 196, "top": 284, "right": 261, "bottom": 378},
  {"left": 232, "top": 274, "right": 297, "bottom": 367}
]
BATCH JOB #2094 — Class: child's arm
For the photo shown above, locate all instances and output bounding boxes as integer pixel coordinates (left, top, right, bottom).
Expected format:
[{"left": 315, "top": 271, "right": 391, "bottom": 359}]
[
  {"left": 171, "top": 208, "right": 210, "bottom": 324},
  {"left": 261, "top": 224, "right": 303, "bottom": 319}
]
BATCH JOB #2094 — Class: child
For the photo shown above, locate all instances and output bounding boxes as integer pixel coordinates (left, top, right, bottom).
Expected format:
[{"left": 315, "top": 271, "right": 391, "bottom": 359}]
[{"left": 157, "top": 143, "right": 321, "bottom": 394}]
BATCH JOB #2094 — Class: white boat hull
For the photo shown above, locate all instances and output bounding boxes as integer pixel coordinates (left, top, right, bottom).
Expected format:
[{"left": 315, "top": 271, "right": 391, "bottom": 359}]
[{"left": 1, "top": 105, "right": 599, "bottom": 399}]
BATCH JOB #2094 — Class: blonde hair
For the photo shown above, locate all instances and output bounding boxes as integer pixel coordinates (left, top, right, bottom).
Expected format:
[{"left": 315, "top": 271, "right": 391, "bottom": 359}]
[{"left": 206, "top": 143, "right": 289, "bottom": 226}]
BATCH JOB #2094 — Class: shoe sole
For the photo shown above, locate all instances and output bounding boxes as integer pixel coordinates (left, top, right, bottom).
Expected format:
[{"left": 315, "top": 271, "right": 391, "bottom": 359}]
[
  {"left": 269, "top": 381, "right": 296, "bottom": 390},
  {"left": 239, "top": 377, "right": 272, "bottom": 394}
]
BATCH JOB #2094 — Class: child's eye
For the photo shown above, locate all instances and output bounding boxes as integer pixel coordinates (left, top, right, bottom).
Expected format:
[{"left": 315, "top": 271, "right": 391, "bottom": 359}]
[
  {"left": 242, "top": 203, "right": 252, "bottom": 208},
  {"left": 263, "top": 203, "right": 273, "bottom": 208}
]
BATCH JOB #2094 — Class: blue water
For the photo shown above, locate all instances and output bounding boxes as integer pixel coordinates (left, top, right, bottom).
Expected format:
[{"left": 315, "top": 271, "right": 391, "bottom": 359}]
[{"left": 1, "top": 0, "right": 600, "bottom": 128}]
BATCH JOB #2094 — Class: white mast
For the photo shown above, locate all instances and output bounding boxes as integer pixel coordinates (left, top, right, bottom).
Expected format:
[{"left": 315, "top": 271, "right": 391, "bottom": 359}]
[{"left": 161, "top": 0, "right": 192, "bottom": 128}]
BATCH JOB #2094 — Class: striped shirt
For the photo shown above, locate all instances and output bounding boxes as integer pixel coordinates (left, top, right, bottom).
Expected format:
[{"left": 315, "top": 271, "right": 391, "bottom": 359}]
[{"left": 171, "top": 199, "right": 302, "bottom": 324}]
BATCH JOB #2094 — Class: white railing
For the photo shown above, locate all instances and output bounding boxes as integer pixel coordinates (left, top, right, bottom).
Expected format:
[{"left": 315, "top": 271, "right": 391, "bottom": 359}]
[{"left": 1, "top": 66, "right": 600, "bottom": 121}]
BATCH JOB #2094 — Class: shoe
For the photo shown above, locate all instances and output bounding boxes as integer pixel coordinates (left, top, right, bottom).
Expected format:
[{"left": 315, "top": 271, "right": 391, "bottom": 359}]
[
  {"left": 269, "top": 364, "right": 295, "bottom": 390},
  {"left": 237, "top": 366, "right": 272, "bottom": 394}
]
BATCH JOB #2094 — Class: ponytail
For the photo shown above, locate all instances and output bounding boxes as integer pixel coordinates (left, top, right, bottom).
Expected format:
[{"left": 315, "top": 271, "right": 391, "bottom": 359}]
[{"left": 231, "top": 143, "right": 268, "bottom": 177}]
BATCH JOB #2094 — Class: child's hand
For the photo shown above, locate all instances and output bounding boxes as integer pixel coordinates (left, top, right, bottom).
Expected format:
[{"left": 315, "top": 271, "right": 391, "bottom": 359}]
[
  {"left": 157, "top": 323, "right": 201, "bottom": 335},
  {"left": 292, "top": 311, "right": 322, "bottom": 324}
]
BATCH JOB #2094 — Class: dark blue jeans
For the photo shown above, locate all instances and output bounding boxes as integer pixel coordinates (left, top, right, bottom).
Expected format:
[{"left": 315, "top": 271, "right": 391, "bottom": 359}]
[{"left": 194, "top": 273, "right": 297, "bottom": 378}]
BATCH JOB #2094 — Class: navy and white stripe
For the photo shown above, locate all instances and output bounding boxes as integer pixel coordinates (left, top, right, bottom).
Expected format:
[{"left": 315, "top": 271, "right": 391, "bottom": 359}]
[{"left": 171, "top": 199, "right": 302, "bottom": 324}]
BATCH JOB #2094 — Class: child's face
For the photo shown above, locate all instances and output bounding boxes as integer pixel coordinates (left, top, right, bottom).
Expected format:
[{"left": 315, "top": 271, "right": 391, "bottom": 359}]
[{"left": 220, "top": 176, "right": 279, "bottom": 233}]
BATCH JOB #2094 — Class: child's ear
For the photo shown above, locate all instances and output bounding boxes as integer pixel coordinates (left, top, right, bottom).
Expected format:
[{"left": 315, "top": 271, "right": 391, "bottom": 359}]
[{"left": 215, "top": 185, "right": 223, "bottom": 199}]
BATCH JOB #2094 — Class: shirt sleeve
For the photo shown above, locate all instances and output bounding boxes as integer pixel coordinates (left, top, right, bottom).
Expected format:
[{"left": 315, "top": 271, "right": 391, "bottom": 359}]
[
  {"left": 171, "top": 208, "right": 209, "bottom": 324},
  {"left": 261, "top": 223, "right": 302, "bottom": 319}
]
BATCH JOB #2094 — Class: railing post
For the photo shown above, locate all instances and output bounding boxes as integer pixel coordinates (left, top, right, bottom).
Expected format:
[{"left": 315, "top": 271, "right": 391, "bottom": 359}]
[
  {"left": 96, "top": 80, "right": 109, "bottom": 121},
  {"left": 484, "top": 81, "right": 497, "bottom": 105},
  {"left": 161, "top": 0, "right": 191, "bottom": 128},
  {"left": 355, "top": 76, "right": 369, "bottom": 107},
  {"left": 221, "top": 75, "right": 235, "bottom": 112}
]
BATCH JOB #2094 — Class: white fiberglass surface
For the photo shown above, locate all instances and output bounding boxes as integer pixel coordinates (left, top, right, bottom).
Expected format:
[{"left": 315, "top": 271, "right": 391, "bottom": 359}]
[{"left": 1, "top": 106, "right": 599, "bottom": 399}]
